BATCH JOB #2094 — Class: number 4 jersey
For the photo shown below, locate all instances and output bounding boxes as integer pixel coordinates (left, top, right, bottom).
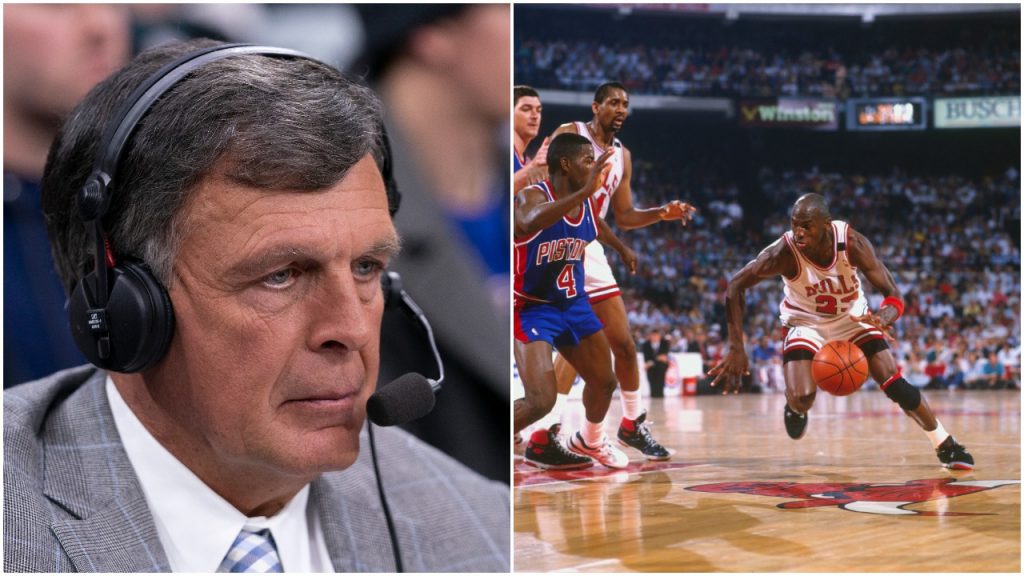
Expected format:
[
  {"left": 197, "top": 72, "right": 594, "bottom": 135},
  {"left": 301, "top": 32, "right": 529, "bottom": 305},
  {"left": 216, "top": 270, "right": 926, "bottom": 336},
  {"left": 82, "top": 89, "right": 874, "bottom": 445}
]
[
  {"left": 514, "top": 180, "right": 599, "bottom": 308},
  {"left": 779, "top": 220, "right": 870, "bottom": 326}
]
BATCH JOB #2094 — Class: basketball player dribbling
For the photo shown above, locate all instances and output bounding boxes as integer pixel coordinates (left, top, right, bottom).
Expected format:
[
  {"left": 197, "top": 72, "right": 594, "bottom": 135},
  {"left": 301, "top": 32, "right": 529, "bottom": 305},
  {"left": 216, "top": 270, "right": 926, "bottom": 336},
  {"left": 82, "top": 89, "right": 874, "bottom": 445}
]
[
  {"left": 549, "top": 82, "right": 697, "bottom": 462},
  {"left": 709, "top": 193, "right": 974, "bottom": 469},
  {"left": 514, "top": 134, "right": 639, "bottom": 469}
]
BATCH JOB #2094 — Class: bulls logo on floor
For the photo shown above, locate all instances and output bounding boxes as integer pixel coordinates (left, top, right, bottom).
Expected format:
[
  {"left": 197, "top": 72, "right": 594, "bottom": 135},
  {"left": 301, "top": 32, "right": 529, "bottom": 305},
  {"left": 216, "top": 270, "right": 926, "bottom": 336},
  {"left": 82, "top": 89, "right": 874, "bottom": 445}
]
[{"left": 687, "top": 478, "right": 1020, "bottom": 516}]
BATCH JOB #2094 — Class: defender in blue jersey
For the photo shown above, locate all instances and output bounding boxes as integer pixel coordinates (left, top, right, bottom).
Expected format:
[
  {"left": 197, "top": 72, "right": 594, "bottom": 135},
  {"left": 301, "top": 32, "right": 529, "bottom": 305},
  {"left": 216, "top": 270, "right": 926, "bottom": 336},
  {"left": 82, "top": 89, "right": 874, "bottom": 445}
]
[
  {"left": 513, "top": 133, "right": 637, "bottom": 469},
  {"left": 513, "top": 86, "right": 549, "bottom": 193}
]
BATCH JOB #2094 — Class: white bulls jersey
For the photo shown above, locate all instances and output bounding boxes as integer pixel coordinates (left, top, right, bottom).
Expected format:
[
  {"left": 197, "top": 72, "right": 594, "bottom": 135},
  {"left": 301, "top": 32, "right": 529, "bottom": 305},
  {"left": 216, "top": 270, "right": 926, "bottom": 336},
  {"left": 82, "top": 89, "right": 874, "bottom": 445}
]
[
  {"left": 573, "top": 121, "right": 623, "bottom": 220},
  {"left": 573, "top": 121, "right": 627, "bottom": 302},
  {"left": 779, "top": 220, "right": 869, "bottom": 326}
]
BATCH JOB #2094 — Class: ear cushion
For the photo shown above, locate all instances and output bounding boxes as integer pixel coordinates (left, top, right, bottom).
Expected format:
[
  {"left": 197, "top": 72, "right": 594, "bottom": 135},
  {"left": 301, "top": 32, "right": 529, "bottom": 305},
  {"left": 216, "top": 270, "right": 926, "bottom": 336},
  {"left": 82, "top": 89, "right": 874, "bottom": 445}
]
[{"left": 69, "top": 261, "right": 175, "bottom": 373}]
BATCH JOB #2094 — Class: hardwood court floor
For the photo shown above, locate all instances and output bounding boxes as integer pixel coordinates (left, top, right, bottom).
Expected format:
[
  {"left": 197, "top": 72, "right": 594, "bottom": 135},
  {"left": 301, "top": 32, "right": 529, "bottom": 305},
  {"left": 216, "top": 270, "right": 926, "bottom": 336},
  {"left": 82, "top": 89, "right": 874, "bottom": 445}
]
[{"left": 514, "top": 389, "right": 1020, "bottom": 572}]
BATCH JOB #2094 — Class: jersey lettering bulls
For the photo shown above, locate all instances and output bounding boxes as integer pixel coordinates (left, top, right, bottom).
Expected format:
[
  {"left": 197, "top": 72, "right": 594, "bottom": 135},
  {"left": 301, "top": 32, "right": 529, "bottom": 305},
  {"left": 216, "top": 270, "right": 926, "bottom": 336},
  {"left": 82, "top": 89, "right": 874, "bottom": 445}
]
[
  {"left": 514, "top": 180, "right": 599, "bottom": 307},
  {"left": 780, "top": 221, "right": 869, "bottom": 324}
]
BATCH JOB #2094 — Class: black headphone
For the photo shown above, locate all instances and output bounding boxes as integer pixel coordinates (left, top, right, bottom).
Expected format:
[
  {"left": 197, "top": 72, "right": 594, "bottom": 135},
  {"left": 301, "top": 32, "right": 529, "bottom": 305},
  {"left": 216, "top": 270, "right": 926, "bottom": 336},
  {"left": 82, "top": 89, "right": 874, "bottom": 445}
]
[{"left": 69, "top": 43, "right": 401, "bottom": 373}]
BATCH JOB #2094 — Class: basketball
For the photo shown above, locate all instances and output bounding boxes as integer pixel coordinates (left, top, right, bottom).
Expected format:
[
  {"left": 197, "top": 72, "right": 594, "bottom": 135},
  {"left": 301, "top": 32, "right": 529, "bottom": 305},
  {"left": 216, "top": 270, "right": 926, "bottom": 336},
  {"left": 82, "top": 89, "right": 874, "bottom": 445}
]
[{"left": 812, "top": 340, "right": 869, "bottom": 396}]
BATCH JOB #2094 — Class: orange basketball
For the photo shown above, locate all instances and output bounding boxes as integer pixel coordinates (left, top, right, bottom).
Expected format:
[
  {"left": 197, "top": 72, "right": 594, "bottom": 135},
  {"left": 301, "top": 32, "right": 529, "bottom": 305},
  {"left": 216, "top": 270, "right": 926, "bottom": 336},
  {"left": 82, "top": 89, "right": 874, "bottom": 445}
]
[{"left": 812, "top": 340, "right": 869, "bottom": 396}]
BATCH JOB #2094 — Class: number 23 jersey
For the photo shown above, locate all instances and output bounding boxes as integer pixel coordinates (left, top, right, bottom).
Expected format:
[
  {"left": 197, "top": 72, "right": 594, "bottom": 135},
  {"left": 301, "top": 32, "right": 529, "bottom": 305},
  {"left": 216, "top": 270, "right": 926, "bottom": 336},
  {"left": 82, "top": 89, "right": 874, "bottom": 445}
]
[
  {"left": 779, "top": 220, "right": 869, "bottom": 326},
  {"left": 514, "top": 180, "right": 599, "bottom": 308}
]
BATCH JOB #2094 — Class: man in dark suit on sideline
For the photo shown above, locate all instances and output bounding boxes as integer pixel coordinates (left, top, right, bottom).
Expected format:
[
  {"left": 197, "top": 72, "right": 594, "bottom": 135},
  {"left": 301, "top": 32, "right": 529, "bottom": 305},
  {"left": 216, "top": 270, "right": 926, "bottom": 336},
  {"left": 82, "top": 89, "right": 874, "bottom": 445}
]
[{"left": 642, "top": 327, "right": 671, "bottom": 398}]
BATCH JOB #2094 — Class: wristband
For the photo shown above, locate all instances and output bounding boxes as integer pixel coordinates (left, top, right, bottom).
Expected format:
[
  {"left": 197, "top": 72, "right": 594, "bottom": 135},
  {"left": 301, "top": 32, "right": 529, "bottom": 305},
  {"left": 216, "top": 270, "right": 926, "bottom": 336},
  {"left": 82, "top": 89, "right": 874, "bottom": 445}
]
[{"left": 881, "top": 296, "right": 904, "bottom": 320}]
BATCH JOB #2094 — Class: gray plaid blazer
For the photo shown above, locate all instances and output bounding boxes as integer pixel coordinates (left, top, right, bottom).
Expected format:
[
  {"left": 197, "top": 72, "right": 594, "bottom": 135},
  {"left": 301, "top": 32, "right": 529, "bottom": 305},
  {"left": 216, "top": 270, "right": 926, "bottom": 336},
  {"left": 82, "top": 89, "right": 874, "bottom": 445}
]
[{"left": 4, "top": 366, "right": 509, "bottom": 572}]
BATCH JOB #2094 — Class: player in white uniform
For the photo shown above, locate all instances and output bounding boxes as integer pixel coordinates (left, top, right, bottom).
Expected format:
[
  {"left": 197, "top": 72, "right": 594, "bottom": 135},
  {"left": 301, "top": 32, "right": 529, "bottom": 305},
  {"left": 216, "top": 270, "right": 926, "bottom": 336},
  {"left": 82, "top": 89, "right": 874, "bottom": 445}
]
[
  {"left": 549, "top": 82, "right": 697, "bottom": 462},
  {"left": 709, "top": 193, "right": 974, "bottom": 469}
]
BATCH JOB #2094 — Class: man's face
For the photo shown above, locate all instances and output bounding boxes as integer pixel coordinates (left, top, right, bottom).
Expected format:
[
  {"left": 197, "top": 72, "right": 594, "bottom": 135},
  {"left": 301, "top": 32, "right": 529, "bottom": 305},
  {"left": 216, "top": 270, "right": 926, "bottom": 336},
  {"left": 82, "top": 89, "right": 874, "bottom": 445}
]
[
  {"left": 564, "top": 145, "right": 595, "bottom": 191},
  {"left": 156, "top": 155, "right": 399, "bottom": 478},
  {"left": 592, "top": 88, "right": 629, "bottom": 133},
  {"left": 790, "top": 204, "right": 830, "bottom": 253},
  {"left": 3, "top": 4, "right": 129, "bottom": 121},
  {"left": 514, "top": 95, "right": 542, "bottom": 142},
  {"left": 444, "top": 4, "right": 510, "bottom": 123}
]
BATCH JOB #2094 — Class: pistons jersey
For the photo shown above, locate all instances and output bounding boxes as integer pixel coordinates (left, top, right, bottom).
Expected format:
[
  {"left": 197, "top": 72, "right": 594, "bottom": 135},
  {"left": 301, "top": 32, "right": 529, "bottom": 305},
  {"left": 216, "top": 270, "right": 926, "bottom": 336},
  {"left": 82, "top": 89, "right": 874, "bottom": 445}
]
[
  {"left": 779, "top": 220, "right": 869, "bottom": 325},
  {"left": 513, "top": 147, "right": 525, "bottom": 173},
  {"left": 514, "top": 180, "right": 599, "bottom": 308},
  {"left": 573, "top": 121, "right": 624, "bottom": 220}
]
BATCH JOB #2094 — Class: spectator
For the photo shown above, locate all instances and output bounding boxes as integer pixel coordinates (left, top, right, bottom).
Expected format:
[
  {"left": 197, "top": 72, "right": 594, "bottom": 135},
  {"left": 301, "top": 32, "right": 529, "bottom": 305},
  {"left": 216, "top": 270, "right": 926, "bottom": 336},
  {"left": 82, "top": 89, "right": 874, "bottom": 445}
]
[
  {"left": 4, "top": 4, "right": 131, "bottom": 386},
  {"left": 642, "top": 328, "right": 671, "bottom": 398},
  {"left": 980, "top": 352, "right": 1007, "bottom": 389},
  {"left": 355, "top": 5, "right": 510, "bottom": 482}
]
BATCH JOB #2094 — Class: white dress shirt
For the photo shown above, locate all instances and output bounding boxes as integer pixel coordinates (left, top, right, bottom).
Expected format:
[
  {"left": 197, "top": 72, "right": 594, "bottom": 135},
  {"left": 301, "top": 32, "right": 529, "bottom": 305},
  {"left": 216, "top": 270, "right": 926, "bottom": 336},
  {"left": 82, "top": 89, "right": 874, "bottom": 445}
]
[{"left": 106, "top": 378, "right": 334, "bottom": 572}]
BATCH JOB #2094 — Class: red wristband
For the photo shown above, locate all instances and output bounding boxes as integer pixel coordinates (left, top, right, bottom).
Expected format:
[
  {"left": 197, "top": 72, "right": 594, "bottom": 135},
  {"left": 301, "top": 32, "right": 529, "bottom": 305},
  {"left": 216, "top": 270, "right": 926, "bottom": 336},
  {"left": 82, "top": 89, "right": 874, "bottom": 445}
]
[{"left": 881, "top": 296, "right": 904, "bottom": 320}]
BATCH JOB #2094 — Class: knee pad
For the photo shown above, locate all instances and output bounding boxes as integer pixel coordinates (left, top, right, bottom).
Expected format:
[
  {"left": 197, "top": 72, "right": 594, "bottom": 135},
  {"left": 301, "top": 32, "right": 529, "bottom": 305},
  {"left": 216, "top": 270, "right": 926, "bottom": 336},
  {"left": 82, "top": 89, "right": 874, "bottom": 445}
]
[{"left": 883, "top": 377, "right": 921, "bottom": 411}]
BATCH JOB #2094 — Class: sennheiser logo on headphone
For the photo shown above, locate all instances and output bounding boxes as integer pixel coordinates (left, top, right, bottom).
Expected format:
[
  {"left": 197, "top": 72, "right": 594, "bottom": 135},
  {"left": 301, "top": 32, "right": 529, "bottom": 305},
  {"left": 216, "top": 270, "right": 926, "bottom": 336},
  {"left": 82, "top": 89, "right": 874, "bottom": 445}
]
[{"left": 87, "top": 309, "right": 109, "bottom": 332}]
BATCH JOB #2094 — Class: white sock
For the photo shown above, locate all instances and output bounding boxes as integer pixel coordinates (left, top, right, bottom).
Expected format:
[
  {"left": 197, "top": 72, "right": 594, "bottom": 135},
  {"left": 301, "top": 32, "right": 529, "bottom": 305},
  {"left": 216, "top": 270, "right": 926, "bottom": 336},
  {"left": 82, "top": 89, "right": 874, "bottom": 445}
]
[
  {"left": 620, "top": 389, "right": 642, "bottom": 421},
  {"left": 925, "top": 420, "right": 950, "bottom": 448},
  {"left": 581, "top": 419, "right": 605, "bottom": 446}
]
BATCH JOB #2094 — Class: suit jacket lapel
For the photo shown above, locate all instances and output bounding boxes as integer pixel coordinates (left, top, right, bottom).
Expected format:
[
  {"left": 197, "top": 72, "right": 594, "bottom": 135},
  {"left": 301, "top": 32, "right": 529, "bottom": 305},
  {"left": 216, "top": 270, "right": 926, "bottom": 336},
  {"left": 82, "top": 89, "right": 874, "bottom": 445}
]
[
  {"left": 42, "top": 370, "right": 170, "bottom": 572},
  {"left": 51, "top": 492, "right": 168, "bottom": 572}
]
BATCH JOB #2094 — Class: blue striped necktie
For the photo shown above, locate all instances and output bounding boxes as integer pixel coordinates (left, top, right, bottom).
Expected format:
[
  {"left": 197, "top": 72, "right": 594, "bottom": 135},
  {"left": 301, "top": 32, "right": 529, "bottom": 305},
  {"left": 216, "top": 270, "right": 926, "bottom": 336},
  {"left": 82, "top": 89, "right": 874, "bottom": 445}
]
[{"left": 217, "top": 528, "right": 284, "bottom": 573}]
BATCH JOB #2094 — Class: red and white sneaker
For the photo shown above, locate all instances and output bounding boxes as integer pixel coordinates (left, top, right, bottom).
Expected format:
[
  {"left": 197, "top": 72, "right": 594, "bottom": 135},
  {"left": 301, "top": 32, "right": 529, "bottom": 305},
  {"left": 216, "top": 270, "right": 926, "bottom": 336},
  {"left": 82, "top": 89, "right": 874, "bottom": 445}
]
[{"left": 568, "top": 431, "right": 629, "bottom": 469}]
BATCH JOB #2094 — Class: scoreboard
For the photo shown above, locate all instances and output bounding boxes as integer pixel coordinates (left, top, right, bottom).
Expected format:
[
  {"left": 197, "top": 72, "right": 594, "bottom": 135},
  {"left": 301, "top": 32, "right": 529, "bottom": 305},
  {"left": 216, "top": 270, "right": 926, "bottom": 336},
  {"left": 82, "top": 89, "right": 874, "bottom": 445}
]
[{"left": 846, "top": 98, "right": 927, "bottom": 131}]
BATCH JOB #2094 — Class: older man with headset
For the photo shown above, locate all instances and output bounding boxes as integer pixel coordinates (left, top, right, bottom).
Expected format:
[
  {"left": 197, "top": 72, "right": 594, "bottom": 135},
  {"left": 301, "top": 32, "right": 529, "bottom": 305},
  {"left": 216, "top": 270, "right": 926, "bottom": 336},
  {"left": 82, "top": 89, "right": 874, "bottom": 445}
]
[{"left": 3, "top": 39, "right": 508, "bottom": 573}]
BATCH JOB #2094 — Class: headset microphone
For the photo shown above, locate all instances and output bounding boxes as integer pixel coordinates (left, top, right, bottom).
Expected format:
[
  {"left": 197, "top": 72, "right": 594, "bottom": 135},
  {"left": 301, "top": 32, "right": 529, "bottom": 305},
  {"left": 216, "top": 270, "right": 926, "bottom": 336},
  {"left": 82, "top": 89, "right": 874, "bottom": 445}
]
[
  {"left": 367, "top": 373, "right": 435, "bottom": 426},
  {"left": 366, "top": 271, "right": 445, "bottom": 572},
  {"left": 367, "top": 271, "right": 444, "bottom": 426}
]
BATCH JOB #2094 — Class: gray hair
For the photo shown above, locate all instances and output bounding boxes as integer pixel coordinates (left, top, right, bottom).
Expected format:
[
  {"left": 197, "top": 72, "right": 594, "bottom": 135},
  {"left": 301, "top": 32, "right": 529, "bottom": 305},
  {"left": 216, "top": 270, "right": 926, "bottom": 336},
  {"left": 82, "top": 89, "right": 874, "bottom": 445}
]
[{"left": 42, "top": 39, "right": 387, "bottom": 293}]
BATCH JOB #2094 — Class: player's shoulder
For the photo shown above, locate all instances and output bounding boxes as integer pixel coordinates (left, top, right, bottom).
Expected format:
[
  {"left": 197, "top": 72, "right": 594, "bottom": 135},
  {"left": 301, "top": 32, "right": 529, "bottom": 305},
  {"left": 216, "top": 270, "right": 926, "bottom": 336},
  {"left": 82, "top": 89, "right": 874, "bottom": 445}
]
[
  {"left": 553, "top": 122, "right": 580, "bottom": 135},
  {"left": 837, "top": 222, "right": 869, "bottom": 246},
  {"left": 763, "top": 234, "right": 792, "bottom": 258},
  {"left": 516, "top": 180, "right": 550, "bottom": 203},
  {"left": 755, "top": 235, "right": 798, "bottom": 277}
]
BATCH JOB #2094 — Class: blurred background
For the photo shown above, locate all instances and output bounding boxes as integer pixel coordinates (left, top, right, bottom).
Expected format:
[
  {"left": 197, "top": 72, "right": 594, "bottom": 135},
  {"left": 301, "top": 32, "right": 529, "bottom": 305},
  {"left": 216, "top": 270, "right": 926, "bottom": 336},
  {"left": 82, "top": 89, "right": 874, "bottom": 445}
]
[
  {"left": 514, "top": 3, "right": 1020, "bottom": 395},
  {"left": 4, "top": 3, "right": 509, "bottom": 483}
]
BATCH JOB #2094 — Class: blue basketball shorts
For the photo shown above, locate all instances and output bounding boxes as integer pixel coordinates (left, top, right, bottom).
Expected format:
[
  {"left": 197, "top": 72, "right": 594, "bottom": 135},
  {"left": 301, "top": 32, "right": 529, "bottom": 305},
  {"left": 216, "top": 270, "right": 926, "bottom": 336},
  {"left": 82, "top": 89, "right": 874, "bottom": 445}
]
[{"left": 514, "top": 297, "right": 604, "bottom": 349}]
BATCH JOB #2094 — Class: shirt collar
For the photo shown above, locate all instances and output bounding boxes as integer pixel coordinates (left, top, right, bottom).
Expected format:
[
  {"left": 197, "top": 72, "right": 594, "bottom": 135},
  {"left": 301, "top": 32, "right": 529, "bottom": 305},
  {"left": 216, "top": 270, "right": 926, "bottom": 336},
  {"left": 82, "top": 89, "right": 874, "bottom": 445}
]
[{"left": 105, "top": 377, "right": 319, "bottom": 572}]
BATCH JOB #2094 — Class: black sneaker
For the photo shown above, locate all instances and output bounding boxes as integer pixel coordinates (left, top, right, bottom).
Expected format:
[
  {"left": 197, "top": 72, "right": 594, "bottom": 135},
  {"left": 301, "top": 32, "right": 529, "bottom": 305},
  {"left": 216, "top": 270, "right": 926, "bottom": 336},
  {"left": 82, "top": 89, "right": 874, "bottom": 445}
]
[
  {"left": 524, "top": 424, "right": 594, "bottom": 470},
  {"left": 617, "top": 411, "right": 670, "bottom": 460},
  {"left": 936, "top": 436, "right": 975, "bottom": 470},
  {"left": 784, "top": 404, "right": 808, "bottom": 440}
]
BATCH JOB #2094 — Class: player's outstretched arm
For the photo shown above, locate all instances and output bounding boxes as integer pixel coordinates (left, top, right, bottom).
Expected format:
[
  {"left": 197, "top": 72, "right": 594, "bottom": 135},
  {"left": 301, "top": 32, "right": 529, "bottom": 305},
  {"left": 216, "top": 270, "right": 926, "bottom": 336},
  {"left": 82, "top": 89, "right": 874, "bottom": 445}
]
[
  {"left": 514, "top": 149, "right": 613, "bottom": 237},
  {"left": 596, "top": 217, "right": 637, "bottom": 274},
  {"left": 708, "top": 239, "right": 793, "bottom": 394},
  {"left": 847, "top": 228, "right": 903, "bottom": 333},
  {"left": 611, "top": 146, "right": 697, "bottom": 230}
]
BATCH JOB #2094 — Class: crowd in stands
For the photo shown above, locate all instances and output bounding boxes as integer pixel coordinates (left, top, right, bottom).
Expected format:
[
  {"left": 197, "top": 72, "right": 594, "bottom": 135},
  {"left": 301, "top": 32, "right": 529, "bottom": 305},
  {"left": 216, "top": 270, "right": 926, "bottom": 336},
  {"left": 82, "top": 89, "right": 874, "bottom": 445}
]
[
  {"left": 616, "top": 162, "right": 1021, "bottom": 391},
  {"left": 516, "top": 37, "right": 1020, "bottom": 99}
]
